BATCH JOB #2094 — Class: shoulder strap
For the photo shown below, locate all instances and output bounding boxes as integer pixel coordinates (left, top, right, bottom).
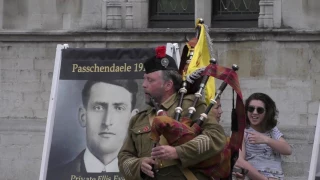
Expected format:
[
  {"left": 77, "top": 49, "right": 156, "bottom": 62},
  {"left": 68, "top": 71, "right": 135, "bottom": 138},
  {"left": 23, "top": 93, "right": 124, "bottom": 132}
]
[{"left": 178, "top": 166, "right": 199, "bottom": 180}]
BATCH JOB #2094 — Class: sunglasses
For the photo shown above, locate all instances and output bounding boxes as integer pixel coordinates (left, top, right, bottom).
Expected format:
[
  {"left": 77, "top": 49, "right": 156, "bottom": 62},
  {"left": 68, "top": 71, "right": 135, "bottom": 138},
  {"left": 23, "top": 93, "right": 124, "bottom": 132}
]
[{"left": 247, "top": 106, "right": 265, "bottom": 114}]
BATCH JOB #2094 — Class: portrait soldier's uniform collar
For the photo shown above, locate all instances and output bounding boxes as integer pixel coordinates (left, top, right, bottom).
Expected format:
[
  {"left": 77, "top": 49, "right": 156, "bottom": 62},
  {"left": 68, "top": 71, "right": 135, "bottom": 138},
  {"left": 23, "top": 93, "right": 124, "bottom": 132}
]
[{"left": 143, "top": 46, "right": 178, "bottom": 74}]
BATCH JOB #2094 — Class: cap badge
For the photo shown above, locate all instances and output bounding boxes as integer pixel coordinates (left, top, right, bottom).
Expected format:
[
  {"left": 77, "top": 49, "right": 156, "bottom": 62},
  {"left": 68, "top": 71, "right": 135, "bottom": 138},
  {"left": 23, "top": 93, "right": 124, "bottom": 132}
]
[{"left": 161, "top": 58, "right": 169, "bottom": 68}]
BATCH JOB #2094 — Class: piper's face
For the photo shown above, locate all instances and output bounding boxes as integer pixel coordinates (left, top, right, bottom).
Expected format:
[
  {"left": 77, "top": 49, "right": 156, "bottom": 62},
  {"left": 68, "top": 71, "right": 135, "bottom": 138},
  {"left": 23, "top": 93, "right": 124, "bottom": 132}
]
[{"left": 142, "top": 71, "right": 165, "bottom": 105}]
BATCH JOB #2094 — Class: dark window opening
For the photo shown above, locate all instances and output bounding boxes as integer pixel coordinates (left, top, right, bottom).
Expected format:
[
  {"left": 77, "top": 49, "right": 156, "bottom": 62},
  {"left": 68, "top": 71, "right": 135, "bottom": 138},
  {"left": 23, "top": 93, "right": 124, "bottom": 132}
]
[
  {"left": 212, "top": 0, "right": 260, "bottom": 28},
  {"left": 149, "top": 0, "right": 195, "bottom": 28}
]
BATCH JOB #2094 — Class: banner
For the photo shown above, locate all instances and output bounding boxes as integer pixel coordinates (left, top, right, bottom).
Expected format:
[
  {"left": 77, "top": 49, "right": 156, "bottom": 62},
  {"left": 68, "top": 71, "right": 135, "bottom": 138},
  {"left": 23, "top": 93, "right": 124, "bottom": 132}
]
[
  {"left": 40, "top": 46, "right": 154, "bottom": 180},
  {"left": 308, "top": 103, "right": 320, "bottom": 180}
]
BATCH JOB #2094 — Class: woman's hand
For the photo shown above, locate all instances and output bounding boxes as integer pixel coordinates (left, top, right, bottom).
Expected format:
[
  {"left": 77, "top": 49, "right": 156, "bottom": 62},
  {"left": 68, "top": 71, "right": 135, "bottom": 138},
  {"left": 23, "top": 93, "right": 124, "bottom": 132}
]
[
  {"left": 247, "top": 131, "right": 269, "bottom": 144},
  {"left": 232, "top": 172, "right": 245, "bottom": 180}
]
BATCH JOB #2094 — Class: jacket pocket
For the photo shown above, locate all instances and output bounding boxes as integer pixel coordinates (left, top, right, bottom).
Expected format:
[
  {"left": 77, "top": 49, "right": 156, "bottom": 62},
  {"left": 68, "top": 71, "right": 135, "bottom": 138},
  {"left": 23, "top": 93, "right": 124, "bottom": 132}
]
[{"left": 131, "top": 124, "right": 153, "bottom": 156}]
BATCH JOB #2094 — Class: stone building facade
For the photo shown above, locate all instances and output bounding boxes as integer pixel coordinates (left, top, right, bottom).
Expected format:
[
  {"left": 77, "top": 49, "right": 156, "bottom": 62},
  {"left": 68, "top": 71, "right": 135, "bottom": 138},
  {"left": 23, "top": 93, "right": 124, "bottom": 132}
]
[{"left": 0, "top": 0, "right": 320, "bottom": 179}]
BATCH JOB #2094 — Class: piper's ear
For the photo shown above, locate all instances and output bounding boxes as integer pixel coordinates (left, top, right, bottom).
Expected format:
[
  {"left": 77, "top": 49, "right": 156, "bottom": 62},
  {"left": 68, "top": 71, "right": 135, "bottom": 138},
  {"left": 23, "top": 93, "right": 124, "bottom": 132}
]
[
  {"left": 164, "top": 80, "right": 174, "bottom": 92},
  {"left": 78, "top": 106, "right": 87, "bottom": 127}
]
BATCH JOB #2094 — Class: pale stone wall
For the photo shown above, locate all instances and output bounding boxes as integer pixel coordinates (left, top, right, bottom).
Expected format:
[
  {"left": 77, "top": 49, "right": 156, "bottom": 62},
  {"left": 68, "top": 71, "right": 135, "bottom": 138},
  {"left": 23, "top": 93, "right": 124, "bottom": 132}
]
[
  {"left": 0, "top": 30, "right": 319, "bottom": 179},
  {"left": 1, "top": 0, "right": 320, "bottom": 30},
  {"left": 0, "top": 119, "right": 45, "bottom": 180},
  {"left": 282, "top": 0, "right": 320, "bottom": 29},
  {"left": 0, "top": 0, "right": 149, "bottom": 30}
]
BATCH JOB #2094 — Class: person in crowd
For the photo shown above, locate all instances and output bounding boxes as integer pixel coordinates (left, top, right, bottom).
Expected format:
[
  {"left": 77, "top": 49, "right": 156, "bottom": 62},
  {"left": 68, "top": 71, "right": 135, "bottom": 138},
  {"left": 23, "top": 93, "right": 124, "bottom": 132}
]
[
  {"left": 211, "top": 97, "right": 223, "bottom": 123},
  {"left": 234, "top": 92, "right": 292, "bottom": 180},
  {"left": 210, "top": 96, "right": 246, "bottom": 180},
  {"left": 118, "top": 46, "right": 227, "bottom": 180}
]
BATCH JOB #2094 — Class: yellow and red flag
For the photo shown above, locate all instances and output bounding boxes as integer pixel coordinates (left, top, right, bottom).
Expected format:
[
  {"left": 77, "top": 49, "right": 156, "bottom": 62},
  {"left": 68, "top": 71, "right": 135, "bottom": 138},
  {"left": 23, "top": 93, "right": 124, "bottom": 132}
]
[{"left": 186, "top": 20, "right": 215, "bottom": 105}]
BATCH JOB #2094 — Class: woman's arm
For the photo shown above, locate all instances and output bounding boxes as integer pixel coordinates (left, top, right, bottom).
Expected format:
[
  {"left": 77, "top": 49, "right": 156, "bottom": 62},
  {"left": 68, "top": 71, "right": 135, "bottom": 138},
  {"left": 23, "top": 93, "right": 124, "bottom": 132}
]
[
  {"left": 236, "top": 134, "right": 267, "bottom": 180},
  {"left": 247, "top": 131, "right": 292, "bottom": 155},
  {"left": 265, "top": 137, "right": 292, "bottom": 155},
  {"left": 239, "top": 137, "right": 245, "bottom": 159}
]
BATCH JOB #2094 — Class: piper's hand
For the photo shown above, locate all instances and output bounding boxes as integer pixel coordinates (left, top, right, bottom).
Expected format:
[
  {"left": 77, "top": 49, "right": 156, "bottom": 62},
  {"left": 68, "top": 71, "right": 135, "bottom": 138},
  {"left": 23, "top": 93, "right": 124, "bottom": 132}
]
[
  {"left": 141, "top": 157, "right": 156, "bottom": 178},
  {"left": 247, "top": 131, "right": 269, "bottom": 144},
  {"left": 151, "top": 145, "right": 178, "bottom": 160}
]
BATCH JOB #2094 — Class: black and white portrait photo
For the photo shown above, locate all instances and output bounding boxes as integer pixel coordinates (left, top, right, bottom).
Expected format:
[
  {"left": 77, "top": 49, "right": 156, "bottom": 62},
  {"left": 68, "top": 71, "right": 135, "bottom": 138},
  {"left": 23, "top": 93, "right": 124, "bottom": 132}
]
[
  {"left": 40, "top": 47, "right": 153, "bottom": 180},
  {"left": 46, "top": 79, "right": 142, "bottom": 179}
]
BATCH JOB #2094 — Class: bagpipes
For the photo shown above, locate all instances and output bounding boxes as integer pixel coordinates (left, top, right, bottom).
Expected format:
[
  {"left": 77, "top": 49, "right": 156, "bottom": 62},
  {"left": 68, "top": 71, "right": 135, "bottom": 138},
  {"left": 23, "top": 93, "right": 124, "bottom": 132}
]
[{"left": 148, "top": 19, "right": 246, "bottom": 180}]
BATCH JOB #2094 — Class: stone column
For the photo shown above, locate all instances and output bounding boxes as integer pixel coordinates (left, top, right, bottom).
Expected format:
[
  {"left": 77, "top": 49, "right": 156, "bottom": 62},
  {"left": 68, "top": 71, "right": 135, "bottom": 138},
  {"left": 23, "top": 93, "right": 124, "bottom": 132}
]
[
  {"left": 259, "top": 0, "right": 281, "bottom": 28},
  {"left": 55, "top": 0, "right": 82, "bottom": 30},
  {"left": 273, "top": 0, "right": 282, "bottom": 28},
  {"left": 195, "top": 0, "right": 212, "bottom": 27},
  {"left": 102, "top": 0, "right": 123, "bottom": 29},
  {"left": 78, "top": 0, "right": 103, "bottom": 29},
  {"left": 124, "top": 2, "right": 133, "bottom": 28},
  {"left": 102, "top": 0, "right": 148, "bottom": 29},
  {"left": 41, "top": 0, "right": 62, "bottom": 30},
  {"left": 0, "top": 0, "right": 3, "bottom": 30},
  {"left": 129, "top": 0, "right": 148, "bottom": 28},
  {"left": 27, "top": 0, "right": 42, "bottom": 30}
]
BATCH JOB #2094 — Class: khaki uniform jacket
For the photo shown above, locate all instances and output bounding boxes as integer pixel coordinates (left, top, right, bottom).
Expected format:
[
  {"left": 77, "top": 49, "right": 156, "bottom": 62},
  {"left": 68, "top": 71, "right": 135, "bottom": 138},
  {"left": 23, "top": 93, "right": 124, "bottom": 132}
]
[{"left": 118, "top": 93, "right": 227, "bottom": 180}]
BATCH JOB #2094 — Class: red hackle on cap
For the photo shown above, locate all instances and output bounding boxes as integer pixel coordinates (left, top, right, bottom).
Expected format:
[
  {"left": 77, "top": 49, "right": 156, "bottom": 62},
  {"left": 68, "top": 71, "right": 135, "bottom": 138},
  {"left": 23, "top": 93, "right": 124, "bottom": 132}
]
[{"left": 155, "top": 46, "right": 166, "bottom": 58}]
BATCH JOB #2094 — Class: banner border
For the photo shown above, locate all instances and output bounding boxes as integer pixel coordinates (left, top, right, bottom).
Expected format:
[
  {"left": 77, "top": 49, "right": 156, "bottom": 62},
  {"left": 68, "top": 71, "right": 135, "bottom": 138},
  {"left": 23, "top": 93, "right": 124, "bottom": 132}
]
[{"left": 39, "top": 44, "right": 68, "bottom": 180}]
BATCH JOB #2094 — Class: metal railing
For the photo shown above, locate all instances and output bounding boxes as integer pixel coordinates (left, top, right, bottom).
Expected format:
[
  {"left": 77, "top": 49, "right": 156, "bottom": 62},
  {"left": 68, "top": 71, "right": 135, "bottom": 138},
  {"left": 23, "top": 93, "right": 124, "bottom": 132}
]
[
  {"left": 212, "top": 0, "right": 260, "bottom": 27},
  {"left": 149, "top": 0, "right": 195, "bottom": 27},
  {"left": 149, "top": 0, "right": 260, "bottom": 28},
  {"left": 218, "top": 0, "right": 260, "bottom": 15},
  {"left": 150, "top": 0, "right": 194, "bottom": 17}
]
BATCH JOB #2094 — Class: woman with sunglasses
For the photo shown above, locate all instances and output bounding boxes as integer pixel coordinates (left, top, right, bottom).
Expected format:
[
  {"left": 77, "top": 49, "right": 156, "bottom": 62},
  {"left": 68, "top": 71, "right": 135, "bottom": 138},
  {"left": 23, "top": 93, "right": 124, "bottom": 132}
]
[{"left": 234, "top": 92, "right": 292, "bottom": 180}]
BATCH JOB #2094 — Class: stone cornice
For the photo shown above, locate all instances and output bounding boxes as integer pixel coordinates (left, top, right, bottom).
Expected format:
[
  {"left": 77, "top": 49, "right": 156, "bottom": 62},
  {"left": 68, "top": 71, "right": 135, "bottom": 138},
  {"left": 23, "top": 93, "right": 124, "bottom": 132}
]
[{"left": 0, "top": 28, "right": 320, "bottom": 42}]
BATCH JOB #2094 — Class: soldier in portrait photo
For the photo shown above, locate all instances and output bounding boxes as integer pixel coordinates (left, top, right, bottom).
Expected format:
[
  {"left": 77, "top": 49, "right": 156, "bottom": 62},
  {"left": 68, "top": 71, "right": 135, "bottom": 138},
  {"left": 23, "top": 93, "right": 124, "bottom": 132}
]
[{"left": 46, "top": 79, "right": 139, "bottom": 179}]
